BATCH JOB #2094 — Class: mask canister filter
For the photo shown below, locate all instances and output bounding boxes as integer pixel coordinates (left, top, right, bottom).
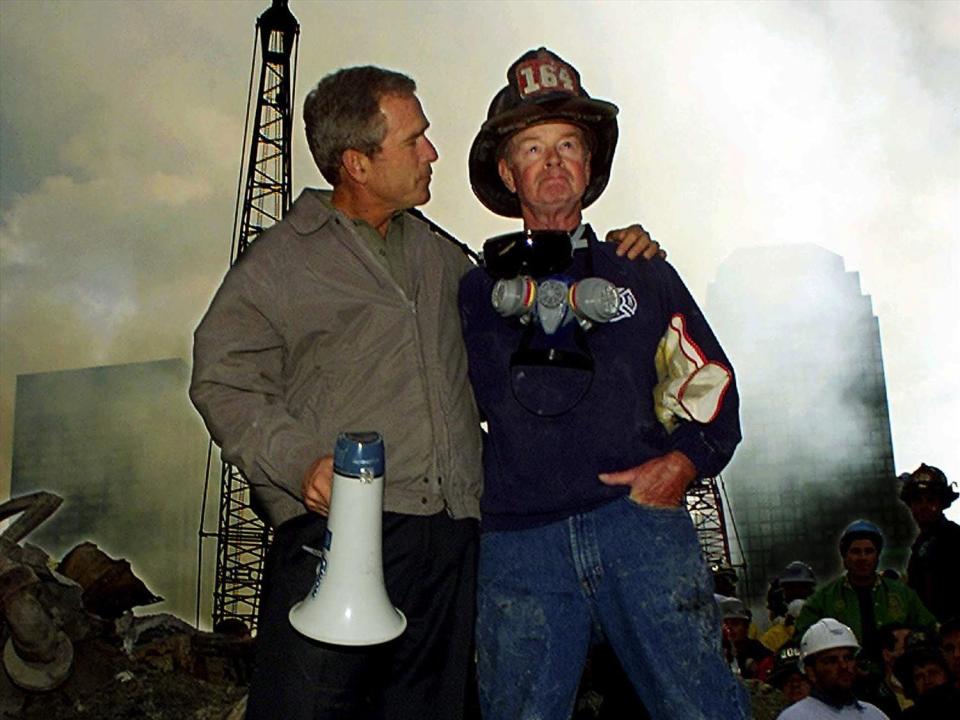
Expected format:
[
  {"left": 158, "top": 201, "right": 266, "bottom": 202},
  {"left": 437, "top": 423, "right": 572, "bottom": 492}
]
[{"left": 481, "top": 229, "right": 624, "bottom": 416}]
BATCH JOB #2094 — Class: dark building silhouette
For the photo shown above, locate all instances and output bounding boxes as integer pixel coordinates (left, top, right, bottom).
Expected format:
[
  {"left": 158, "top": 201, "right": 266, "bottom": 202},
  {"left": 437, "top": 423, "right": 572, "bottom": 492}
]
[
  {"left": 10, "top": 359, "right": 211, "bottom": 622},
  {"left": 705, "top": 244, "right": 912, "bottom": 608}
]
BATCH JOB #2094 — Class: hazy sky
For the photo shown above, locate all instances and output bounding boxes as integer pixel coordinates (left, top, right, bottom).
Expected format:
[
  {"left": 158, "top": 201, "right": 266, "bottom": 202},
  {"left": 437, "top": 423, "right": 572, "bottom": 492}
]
[{"left": 1, "top": 0, "right": 958, "bottom": 517}]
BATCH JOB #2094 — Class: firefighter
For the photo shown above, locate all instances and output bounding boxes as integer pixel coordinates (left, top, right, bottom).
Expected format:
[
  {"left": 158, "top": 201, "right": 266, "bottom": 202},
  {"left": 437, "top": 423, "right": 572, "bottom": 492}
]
[
  {"left": 899, "top": 463, "right": 960, "bottom": 621},
  {"left": 761, "top": 561, "right": 816, "bottom": 653}
]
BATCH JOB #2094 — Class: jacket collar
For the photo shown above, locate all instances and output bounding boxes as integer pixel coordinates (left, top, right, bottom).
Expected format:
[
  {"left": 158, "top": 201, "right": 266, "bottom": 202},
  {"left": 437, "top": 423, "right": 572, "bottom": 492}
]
[
  {"left": 842, "top": 572, "right": 881, "bottom": 591},
  {"left": 286, "top": 188, "right": 338, "bottom": 235},
  {"left": 288, "top": 188, "right": 411, "bottom": 238}
]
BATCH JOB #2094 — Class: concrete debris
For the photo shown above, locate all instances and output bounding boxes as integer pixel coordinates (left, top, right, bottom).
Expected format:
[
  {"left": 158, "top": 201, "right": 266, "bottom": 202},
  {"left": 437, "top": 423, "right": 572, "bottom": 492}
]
[
  {"left": 116, "top": 611, "right": 195, "bottom": 655},
  {"left": 744, "top": 678, "right": 790, "bottom": 720},
  {"left": 57, "top": 542, "right": 163, "bottom": 620},
  {"left": 0, "top": 492, "right": 62, "bottom": 547},
  {"left": 0, "top": 557, "right": 74, "bottom": 692},
  {"left": 0, "top": 494, "right": 250, "bottom": 719}
]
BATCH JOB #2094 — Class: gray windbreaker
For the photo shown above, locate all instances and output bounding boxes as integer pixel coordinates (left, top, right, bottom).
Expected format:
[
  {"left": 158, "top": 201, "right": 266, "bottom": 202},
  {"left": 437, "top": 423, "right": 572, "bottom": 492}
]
[{"left": 190, "top": 189, "right": 482, "bottom": 528}]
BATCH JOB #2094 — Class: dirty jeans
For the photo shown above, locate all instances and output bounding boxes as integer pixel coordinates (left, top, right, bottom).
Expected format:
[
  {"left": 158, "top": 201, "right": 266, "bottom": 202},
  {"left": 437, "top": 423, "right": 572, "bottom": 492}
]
[{"left": 476, "top": 497, "right": 749, "bottom": 720}]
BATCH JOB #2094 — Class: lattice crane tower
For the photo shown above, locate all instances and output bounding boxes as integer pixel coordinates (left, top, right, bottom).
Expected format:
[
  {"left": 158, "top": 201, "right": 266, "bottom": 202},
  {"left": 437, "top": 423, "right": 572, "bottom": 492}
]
[
  {"left": 685, "top": 476, "right": 740, "bottom": 579},
  {"left": 205, "top": 0, "right": 299, "bottom": 631}
]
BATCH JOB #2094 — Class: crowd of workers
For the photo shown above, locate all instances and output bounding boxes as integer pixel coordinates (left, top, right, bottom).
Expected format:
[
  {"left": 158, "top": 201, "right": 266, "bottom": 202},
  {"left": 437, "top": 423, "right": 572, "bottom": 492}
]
[{"left": 708, "top": 463, "right": 960, "bottom": 719}]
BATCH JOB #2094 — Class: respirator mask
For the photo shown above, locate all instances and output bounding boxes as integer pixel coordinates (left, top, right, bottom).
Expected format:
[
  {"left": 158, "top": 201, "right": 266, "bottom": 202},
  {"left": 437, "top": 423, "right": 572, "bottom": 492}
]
[{"left": 481, "top": 227, "right": 622, "bottom": 416}]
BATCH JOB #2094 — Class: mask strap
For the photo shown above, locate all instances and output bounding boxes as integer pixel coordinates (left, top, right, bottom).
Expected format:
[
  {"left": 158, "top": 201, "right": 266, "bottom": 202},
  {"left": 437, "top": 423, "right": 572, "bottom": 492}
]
[
  {"left": 579, "top": 224, "right": 598, "bottom": 276},
  {"left": 510, "top": 321, "right": 595, "bottom": 371}
]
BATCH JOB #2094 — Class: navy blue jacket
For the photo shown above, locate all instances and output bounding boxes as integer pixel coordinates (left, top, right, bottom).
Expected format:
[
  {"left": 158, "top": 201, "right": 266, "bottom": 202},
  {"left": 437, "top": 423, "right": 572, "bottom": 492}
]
[{"left": 458, "top": 229, "right": 741, "bottom": 531}]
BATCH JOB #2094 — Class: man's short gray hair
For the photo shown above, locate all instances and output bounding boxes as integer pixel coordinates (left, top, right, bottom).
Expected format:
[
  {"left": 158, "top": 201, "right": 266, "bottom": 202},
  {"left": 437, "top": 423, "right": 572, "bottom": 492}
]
[{"left": 303, "top": 66, "right": 416, "bottom": 185}]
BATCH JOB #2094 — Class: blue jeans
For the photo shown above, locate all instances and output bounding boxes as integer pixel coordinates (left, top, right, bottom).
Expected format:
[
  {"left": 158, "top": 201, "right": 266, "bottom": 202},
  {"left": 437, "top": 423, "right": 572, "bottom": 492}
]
[{"left": 476, "top": 498, "right": 749, "bottom": 720}]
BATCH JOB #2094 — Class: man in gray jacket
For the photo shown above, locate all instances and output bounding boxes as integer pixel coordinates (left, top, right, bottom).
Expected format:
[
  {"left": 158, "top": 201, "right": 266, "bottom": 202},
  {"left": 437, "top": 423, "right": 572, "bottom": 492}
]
[
  {"left": 192, "top": 65, "right": 656, "bottom": 720},
  {"left": 192, "top": 66, "right": 485, "bottom": 720}
]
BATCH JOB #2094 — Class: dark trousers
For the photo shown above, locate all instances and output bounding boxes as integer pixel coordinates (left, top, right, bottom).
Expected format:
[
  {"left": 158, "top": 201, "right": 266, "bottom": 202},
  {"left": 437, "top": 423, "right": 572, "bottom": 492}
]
[{"left": 246, "top": 510, "right": 479, "bottom": 720}]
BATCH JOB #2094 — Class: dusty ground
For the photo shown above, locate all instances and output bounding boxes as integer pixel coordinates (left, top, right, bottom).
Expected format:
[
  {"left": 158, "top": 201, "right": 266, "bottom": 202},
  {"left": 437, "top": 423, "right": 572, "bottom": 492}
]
[{"left": 14, "top": 667, "right": 246, "bottom": 720}]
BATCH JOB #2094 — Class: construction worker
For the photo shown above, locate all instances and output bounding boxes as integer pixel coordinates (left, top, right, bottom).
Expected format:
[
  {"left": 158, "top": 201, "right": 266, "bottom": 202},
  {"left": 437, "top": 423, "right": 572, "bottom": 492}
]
[
  {"left": 795, "top": 520, "right": 936, "bottom": 673},
  {"left": 719, "top": 595, "right": 774, "bottom": 680},
  {"left": 893, "top": 642, "right": 960, "bottom": 719},
  {"left": 938, "top": 617, "right": 960, "bottom": 691},
  {"left": 767, "top": 645, "right": 812, "bottom": 707},
  {"left": 776, "top": 618, "right": 890, "bottom": 719},
  {"left": 856, "top": 623, "right": 916, "bottom": 719},
  {"left": 712, "top": 562, "right": 740, "bottom": 598},
  {"left": 899, "top": 463, "right": 960, "bottom": 621},
  {"left": 762, "top": 561, "right": 817, "bottom": 653},
  {"left": 781, "top": 561, "right": 818, "bottom": 604}
]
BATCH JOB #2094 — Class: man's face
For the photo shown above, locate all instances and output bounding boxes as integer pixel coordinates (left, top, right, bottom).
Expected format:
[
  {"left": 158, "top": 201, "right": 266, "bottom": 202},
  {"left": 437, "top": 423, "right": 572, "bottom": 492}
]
[
  {"left": 781, "top": 582, "right": 814, "bottom": 602},
  {"left": 908, "top": 493, "right": 944, "bottom": 528},
  {"left": 939, "top": 629, "right": 960, "bottom": 682},
  {"left": 497, "top": 122, "right": 591, "bottom": 220},
  {"left": 722, "top": 618, "right": 750, "bottom": 644},
  {"left": 881, "top": 628, "right": 911, "bottom": 672},
  {"left": 843, "top": 539, "right": 879, "bottom": 582},
  {"left": 805, "top": 647, "right": 857, "bottom": 694},
  {"left": 912, "top": 661, "right": 948, "bottom": 697},
  {"left": 364, "top": 93, "right": 438, "bottom": 212},
  {"left": 781, "top": 673, "right": 812, "bottom": 704}
]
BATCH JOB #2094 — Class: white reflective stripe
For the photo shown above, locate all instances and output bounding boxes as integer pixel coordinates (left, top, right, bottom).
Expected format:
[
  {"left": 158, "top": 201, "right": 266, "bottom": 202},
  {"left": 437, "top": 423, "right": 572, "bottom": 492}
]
[
  {"left": 667, "top": 313, "right": 707, "bottom": 369},
  {"left": 676, "top": 362, "right": 732, "bottom": 424}
]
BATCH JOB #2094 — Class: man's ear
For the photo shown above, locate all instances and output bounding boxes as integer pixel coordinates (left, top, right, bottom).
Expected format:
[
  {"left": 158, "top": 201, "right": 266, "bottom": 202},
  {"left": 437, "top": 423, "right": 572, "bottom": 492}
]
[
  {"left": 497, "top": 158, "right": 517, "bottom": 194},
  {"left": 341, "top": 148, "right": 370, "bottom": 184}
]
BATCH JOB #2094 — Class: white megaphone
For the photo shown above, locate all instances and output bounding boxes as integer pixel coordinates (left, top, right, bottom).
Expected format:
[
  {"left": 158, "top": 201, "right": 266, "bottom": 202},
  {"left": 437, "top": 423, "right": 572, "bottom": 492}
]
[{"left": 288, "top": 431, "right": 407, "bottom": 645}]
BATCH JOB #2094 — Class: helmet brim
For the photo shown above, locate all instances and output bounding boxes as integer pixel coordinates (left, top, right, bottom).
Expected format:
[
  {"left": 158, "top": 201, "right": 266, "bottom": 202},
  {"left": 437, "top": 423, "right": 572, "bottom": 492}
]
[{"left": 469, "top": 95, "right": 619, "bottom": 218}]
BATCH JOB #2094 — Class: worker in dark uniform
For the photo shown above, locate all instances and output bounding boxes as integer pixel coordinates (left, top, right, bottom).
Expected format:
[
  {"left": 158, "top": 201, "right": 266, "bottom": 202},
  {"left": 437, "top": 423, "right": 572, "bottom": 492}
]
[{"left": 899, "top": 463, "right": 960, "bottom": 622}]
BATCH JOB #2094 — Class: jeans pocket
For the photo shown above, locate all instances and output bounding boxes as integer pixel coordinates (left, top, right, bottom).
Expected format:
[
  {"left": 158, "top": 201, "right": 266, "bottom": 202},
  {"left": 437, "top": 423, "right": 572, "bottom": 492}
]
[
  {"left": 621, "top": 495, "right": 687, "bottom": 515},
  {"left": 618, "top": 496, "right": 699, "bottom": 552}
]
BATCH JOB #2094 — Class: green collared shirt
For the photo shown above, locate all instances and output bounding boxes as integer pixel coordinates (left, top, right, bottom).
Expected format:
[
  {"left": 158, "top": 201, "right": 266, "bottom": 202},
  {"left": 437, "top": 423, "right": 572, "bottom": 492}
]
[{"left": 316, "top": 193, "right": 410, "bottom": 296}]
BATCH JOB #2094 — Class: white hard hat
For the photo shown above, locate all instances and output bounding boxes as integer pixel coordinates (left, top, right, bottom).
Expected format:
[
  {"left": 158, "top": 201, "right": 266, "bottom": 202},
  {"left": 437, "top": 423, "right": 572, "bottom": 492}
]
[
  {"left": 799, "top": 618, "right": 860, "bottom": 670},
  {"left": 717, "top": 595, "right": 751, "bottom": 621}
]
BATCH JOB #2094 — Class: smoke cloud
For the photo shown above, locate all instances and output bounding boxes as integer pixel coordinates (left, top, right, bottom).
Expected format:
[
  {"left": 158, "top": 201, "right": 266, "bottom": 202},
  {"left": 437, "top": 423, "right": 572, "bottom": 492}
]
[{"left": 2, "top": 0, "right": 957, "bottom": 525}]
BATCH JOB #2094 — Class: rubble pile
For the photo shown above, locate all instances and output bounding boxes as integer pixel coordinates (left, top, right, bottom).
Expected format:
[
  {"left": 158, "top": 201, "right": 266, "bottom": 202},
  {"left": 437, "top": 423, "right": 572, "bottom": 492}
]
[{"left": 1, "top": 493, "right": 250, "bottom": 720}]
